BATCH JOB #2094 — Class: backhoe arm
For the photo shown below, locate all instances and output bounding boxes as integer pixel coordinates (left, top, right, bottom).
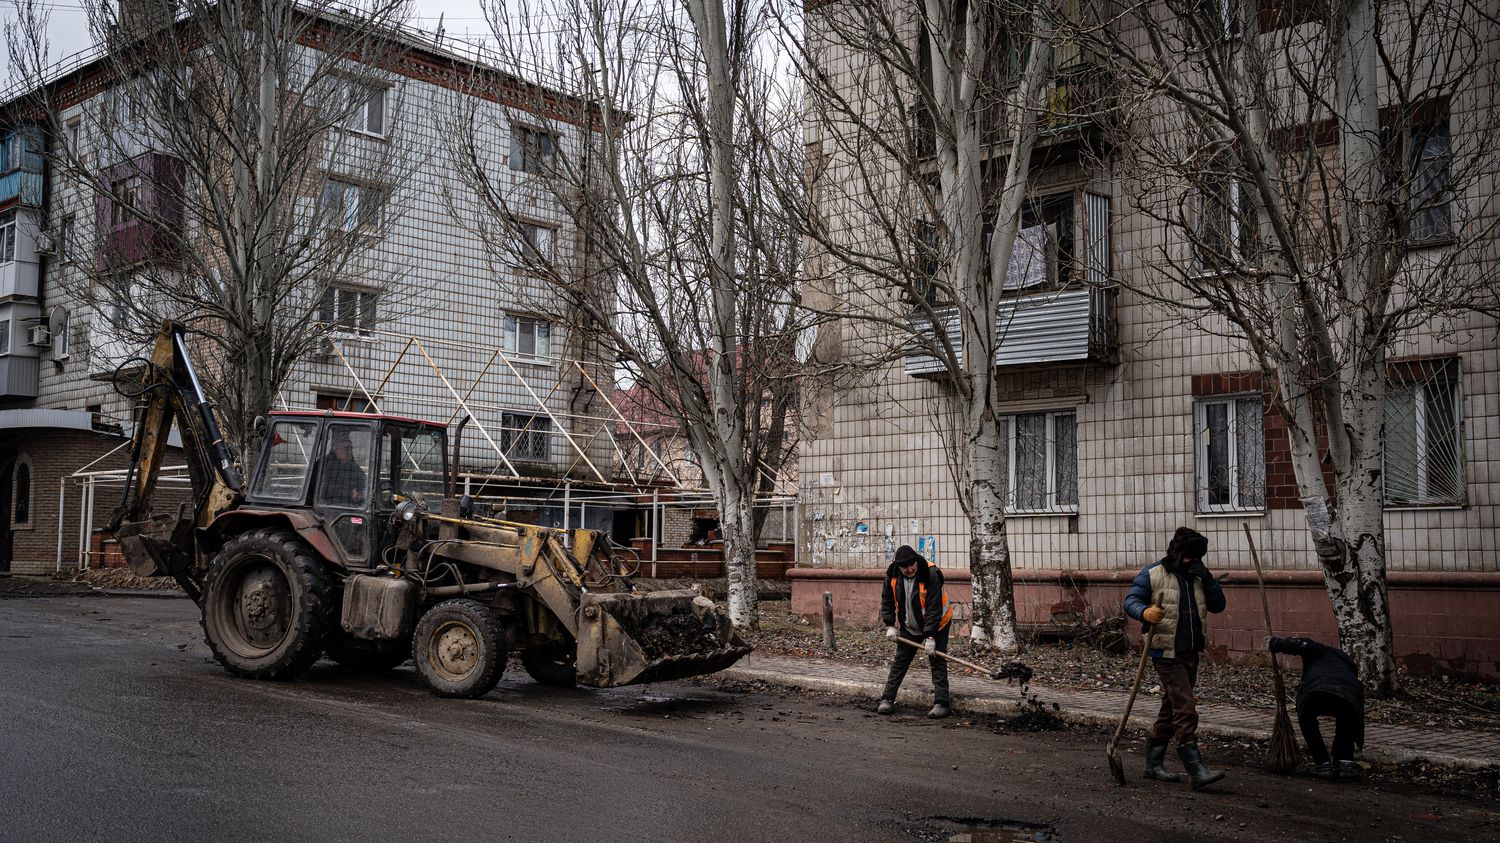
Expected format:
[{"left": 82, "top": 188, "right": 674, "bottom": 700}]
[{"left": 109, "top": 319, "right": 242, "bottom": 597}]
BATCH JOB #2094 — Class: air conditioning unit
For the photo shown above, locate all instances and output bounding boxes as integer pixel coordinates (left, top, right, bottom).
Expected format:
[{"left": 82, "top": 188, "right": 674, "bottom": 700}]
[
  {"left": 34, "top": 232, "right": 56, "bottom": 255},
  {"left": 27, "top": 325, "right": 51, "bottom": 347}
]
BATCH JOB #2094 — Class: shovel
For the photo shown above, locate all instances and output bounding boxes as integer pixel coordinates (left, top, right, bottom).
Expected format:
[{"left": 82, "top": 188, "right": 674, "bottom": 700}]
[
  {"left": 894, "top": 636, "right": 1033, "bottom": 684},
  {"left": 1106, "top": 618, "right": 1158, "bottom": 785}
]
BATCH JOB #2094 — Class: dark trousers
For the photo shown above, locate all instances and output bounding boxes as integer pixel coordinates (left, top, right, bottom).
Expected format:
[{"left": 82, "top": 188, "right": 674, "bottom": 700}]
[
  {"left": 1299, "top": 691, "right": 1360, "bottom": 763},
  {"left": 1150, "top": 653, "right": 1200, "bottom": 745},
  {"left": 881, "top": 625, "right": 950, "bottom": 705}
]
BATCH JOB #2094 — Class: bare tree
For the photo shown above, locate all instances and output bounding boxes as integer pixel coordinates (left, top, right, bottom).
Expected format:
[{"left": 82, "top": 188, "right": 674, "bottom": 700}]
[
  {"left": 1069, "top": 0, "right": 1499, "bottom": 692},
  {"left": 442, "top": 0, "right": 804, "bottom": 627},
  {"left": 6, "top": 0, "right": 415, "bottom": 453},
  {"left": 790, "top": 0, "right": 1067, "bottom": 650}
]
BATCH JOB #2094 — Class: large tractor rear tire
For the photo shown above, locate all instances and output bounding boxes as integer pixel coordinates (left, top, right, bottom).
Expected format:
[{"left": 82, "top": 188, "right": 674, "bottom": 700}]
[
  {"left": 202, "top": 528, "right": 332, "bottom": 680},
  {"left": 521, "top": 641, "right": 578, "bottom": 687},
  {"left": 412, "top": 599, "right": 504, "bottom": 698}
]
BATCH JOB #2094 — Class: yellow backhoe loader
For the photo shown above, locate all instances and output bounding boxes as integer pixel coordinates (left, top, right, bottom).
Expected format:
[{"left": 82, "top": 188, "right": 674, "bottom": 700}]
[{"left": 108, "top": 320, "right": 750, "bottom": 696}]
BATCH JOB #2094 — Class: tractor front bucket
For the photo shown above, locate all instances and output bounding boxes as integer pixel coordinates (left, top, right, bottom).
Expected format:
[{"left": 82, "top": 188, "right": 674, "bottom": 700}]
[{"left": 573, "top": 590, "right": 753, "bottom": 688}]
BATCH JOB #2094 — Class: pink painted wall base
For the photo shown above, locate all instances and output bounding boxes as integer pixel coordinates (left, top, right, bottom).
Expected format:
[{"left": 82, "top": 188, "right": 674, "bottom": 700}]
[{"left": 788, "top": 568, "right": 1500, "bottom": 679}]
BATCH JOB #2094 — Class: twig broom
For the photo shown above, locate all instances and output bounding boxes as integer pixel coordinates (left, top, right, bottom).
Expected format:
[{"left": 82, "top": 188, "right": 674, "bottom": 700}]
[{"left": 1243, "top": 524, "right": 1299, "bottom": 774}]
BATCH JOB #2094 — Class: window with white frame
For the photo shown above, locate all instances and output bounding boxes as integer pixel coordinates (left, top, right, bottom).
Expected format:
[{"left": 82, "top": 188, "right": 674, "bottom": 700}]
[
  {"left": 320, "top": 286, "right": 377, "bottom": 334},
  {"left": 58, "top": 215, "right": 76, "bottom": 263},
  {"left": 509, "top": 125, "right": 557, "bottom": 174},
  {"left": 0, "top": 211, "right": 15, "bottom": 262},
  {"left": 1195, "top": 162, "right": 1254, "bottom": 270},
  {"left": 1194, "top": 395, "right": 1266, "bottom": 512},
  {"left": 65, "top": 119, "right": 81, "bottom": 158},
  {"left": 111, "top": 174, "right": 141, "bottom": 227},
  {"left": 344, "top": 80, "right": 386, "bottom": 135},
  {"left": 502, "top": 412, "right": 552, "bottom": 462},
  {"left": 502, "top": 314, "right": 552, "bottom": 358},
  {"left": 512, "top": 220, "right": 555, "bottom": 262},
  {"left": 1384, "top": 375, "right": 1462, "bottom": 506},
  {"left": 321, "top": 178, "right": 383, "bottom": 234},
  {"left": 997, "top": 410, "right": 1078, "bottom": 512}
]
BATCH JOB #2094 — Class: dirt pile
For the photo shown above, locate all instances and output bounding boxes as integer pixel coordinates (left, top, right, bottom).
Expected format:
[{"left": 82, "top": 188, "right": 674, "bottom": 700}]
[
  {"left": 72, "top": 568, "right": 181, "bottom": 591},
  {"left": 633, "top": 612, "right": 726, "bottom": 660}
]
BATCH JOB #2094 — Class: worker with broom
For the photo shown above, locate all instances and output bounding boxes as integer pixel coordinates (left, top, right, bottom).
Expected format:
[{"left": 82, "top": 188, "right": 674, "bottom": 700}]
[
  {"left": 1123, "top": 527, "right": 1228, "bottom": 789},
  {"left": 1265, "top": 635, "right": 1365, "bottom": 778},
  {"left": 877, "top": 545, "right": 954, "bottom": 719}
]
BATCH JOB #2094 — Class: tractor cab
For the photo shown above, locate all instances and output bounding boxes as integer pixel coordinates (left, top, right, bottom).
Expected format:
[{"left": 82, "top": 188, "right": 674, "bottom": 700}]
[{"left": 245, "top": 411, "right": 448, "bottom": 568}]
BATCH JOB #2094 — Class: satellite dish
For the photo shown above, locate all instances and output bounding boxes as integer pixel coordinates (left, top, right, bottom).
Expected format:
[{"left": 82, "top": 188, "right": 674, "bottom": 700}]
[{"left": 47, "top": 305, "right": 67, "bottom": 338}]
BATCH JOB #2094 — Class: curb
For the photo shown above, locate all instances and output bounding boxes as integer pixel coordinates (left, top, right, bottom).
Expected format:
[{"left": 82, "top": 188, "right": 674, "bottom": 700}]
[
  {"left": 719, "top": 665, "right": 1500, "bottom": 772},
  {"left": 90, "top": 588, "right": 189, "bottom": 599}
]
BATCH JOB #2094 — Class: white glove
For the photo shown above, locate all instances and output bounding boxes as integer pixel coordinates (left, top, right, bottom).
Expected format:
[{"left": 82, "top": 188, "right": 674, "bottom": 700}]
[
  {"left": 885, "top": 626, "right": 899, "bottom": 641},
  {"left": 923, "top": 637, "right": 936, "bottom": 655}
]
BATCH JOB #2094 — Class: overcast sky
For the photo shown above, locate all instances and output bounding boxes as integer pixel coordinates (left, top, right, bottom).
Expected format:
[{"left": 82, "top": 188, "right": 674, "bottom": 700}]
[{"left": 2, "top": 0, "right": 512, "bottom": 84}]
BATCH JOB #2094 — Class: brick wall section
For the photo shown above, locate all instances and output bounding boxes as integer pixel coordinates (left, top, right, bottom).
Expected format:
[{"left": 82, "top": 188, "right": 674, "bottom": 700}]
[
  {"left": 2, "top": 428, "right": 190, "bottom": 575},
  {"left": 790, "top": 570, "right": 1500, "bottom": 679}
]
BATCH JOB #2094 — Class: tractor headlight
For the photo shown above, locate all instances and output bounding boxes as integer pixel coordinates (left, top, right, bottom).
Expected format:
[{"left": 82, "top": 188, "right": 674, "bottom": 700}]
[{"left": 396, "top": 499, "right": 419, "bottom": 523}]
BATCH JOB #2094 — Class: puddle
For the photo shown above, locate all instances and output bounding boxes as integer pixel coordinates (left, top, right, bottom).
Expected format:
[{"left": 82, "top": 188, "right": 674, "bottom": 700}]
[{"left": 928, "top": 815, "right": 1058, "bottom": 843}]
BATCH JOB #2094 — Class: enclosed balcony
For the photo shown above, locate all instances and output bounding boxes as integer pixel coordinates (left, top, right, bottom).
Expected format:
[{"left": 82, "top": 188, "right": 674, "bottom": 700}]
[
  {"left": 0, "top": 125, "right": 45, "bottom": 207},
  {"left": 903, "top": 190, "right": 1115, "bottom": 377}
]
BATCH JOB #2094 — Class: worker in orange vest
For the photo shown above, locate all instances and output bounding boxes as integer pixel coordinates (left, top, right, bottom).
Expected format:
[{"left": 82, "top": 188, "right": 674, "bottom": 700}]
[{"left": 878, "top": 545, "right": 954, "bottom": 718}]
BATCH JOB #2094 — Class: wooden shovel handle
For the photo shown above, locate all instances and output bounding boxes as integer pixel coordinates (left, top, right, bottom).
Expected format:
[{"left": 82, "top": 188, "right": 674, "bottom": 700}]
[
  {"left": 1243, "top": 524, "right": 1286, "bottom": 679},
  {"left": 894, "top": 636, "right": 999, "bottom": 676}
]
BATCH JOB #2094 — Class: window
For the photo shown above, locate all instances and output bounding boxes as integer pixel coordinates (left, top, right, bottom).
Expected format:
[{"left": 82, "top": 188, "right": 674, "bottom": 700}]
[
  {"left": 111, "top": 174, "right": 141, "bottom": 227},
  {"left": 907, "top": 220, "right": 941, "bottom": 305},
  {"left": 65, "top": 119, "right": 81, "bottom": 157},
  {"left": 321, "top": 178, "right": 383, "bottom": 233},
  {"left": 1384, "top": 375, "right": 1462, "bottom": 506},
  {"left": 1200, "top": 0, "right": 1242, "bottom": 38},
  {"left": 316, "top": 424, "right": 374, "bottom": 508},
  {"left": 512, "top": 220, "right": 555, "bottom": 262},
  {"left": 0, "top": 211, "right": 15, "bottom": 262},
  {"left": 251, "top": 419, "right": 320, "bottom": 502},
  {"left": 0, "top": 318, "right": 9, "bottom": 354},
  {"left": 509, "top": 125, "right": 556, "bottom": 174},
  {"left": 319, "top": 286, "right": 377, "bottom": 334},
  {"left": 1194, "top": 396, "right": 1266, "bottom": 512},
  {"left": 382, "top": 427, "right": 446, "bottom": 507},
  {"left": 53, "top": 310, "right": 70, "bottom": 359},
  {"left": 981, "top": 191, "right": 1073, "bottom": 292},
  {"left": 502, "top": 412, "right": 552, "bottom": 462},
  {"left": 58, "top": 215, "right": 75, "bottom": 263},
  {"left": 502, "top": 314, "right": 552, "bottom": 358},
  {"left": 1195, "top": 164, "right": 1254, "bottom": 270},
  {"left": 1385, "top": 120, "right": 1452, "bottom": 243},
  {"left": 315, "top": 392, "right": 374, "bottom": 412},
  {"left": 13, "top": 462, "right": 31, "bottom": 525},
  {"left": 345, "top": 81, "right": 386, "bottom": 135},
  {"left": 997, "top": 410, "right": 1078, "bottom": 512}
]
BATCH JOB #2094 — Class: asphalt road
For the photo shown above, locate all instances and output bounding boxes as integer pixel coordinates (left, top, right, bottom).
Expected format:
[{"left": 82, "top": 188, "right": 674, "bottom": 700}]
[{"left": 1, "top": 596, "right": 1495, "bottom": 843}]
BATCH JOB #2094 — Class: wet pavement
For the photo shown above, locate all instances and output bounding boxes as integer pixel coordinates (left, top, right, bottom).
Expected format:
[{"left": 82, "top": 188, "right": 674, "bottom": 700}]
[{"left": 1, "top": 596, "right": 1497, "bottom": 842}]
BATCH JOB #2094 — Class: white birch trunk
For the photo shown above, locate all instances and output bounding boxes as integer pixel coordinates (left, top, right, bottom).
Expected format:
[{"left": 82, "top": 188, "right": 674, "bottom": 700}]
[{"left": 683, "top": 0, "right": 757, "bottom": 627}]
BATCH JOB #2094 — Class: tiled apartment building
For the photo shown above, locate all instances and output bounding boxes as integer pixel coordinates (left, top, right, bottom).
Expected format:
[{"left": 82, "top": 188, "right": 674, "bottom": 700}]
[
  {"left": 794, "top": 3, "right": 1500, "bottom": 676},
  {"left": 0, "top": 16, "right": 614, "bottom": 573}
]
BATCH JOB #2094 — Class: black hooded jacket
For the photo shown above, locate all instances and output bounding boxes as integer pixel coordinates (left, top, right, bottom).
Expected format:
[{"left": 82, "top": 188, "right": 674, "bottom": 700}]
[
  {"left": 1269, "top": 636, "right": 1366, "bottom": 747},
  {"left": 879, "top": 555, "right": 952, "bottom": 639}
]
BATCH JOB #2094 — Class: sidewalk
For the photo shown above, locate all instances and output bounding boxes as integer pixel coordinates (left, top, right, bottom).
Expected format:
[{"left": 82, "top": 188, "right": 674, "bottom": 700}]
[{"left": 721, "top": 653, "right": 1500, "bottom": 770}]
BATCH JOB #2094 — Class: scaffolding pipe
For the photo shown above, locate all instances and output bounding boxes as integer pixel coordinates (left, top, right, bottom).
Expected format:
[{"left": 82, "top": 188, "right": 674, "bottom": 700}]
[
  {"left": 55, "top": 477, "right": 66, "bottom": 573},
  {"left": 651, "top": 488, "right": 659, "bottom": 578}
]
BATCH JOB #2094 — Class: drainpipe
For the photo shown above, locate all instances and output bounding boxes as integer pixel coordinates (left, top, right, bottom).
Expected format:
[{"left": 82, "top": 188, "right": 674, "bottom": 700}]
[{"left": 54, "top": 476, "right": 66, "bottom": 573}]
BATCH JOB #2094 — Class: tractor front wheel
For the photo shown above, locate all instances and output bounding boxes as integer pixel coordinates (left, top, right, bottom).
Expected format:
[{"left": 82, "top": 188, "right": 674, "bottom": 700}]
[
  {"left": 412, "top": 599, "right": 504, "bottom": 698},
  {"left": 201, "top": 528, "right": 332, "bottom": 680}
]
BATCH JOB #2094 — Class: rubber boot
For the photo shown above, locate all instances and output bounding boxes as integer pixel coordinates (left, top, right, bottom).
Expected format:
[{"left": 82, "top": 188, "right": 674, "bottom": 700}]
[
  {"left": 928, "top": 703, "right": 950, "bottom": 719},
  {"left": 1144, "top": 739, "right": 1181, "bottom": 783},
  {"left": 1177, "top": 742, "right": 1227, "bottom": 790}
]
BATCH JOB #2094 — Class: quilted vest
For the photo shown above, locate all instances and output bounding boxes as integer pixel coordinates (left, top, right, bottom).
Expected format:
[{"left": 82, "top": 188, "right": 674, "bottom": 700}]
[{"left": 1147, "top": 564, "right": 1208, "bottom": 659}]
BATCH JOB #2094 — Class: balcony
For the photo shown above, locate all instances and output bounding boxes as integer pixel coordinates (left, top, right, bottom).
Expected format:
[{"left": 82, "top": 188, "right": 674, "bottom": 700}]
[
  {"left": 0, "top": 171, "right": 43, "bottom": 207},
  {"left": 0, "top": 354, "right": 40, "bottom": 398},
  {"left": 904, "top": 286, "right": 1115, "bottom": 377}
]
